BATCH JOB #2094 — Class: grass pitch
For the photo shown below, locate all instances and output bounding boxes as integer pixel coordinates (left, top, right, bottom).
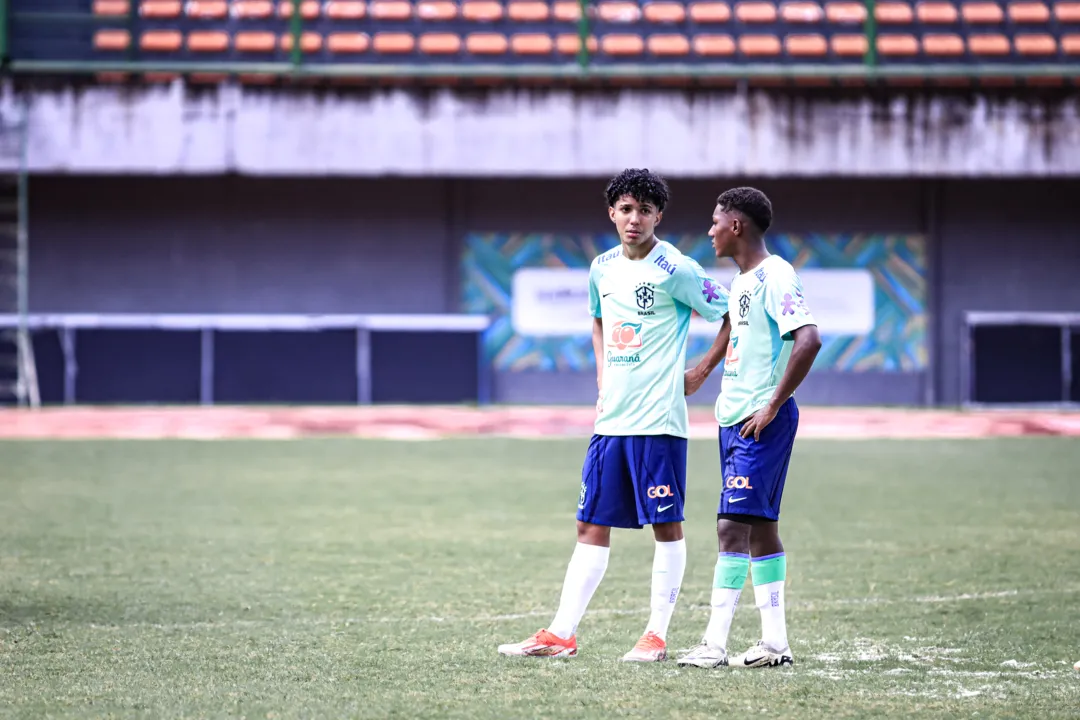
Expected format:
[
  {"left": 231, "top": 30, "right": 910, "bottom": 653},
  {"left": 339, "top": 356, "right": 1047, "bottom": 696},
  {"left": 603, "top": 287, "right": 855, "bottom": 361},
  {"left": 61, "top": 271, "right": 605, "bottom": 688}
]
[{"left": 2, "top": 437, "right": 1080, "bottom": 718}]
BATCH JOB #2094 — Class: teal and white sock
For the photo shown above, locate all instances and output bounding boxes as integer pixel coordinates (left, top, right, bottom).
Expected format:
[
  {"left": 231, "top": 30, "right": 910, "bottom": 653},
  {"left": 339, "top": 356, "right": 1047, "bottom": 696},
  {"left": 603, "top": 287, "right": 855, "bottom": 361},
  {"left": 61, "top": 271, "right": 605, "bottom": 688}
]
[
  {"left": 751, "top": 552, "right": 788, "bottom": 651},
  {"left": 702, "top": 552, "right": 749, "bottom": 650}
]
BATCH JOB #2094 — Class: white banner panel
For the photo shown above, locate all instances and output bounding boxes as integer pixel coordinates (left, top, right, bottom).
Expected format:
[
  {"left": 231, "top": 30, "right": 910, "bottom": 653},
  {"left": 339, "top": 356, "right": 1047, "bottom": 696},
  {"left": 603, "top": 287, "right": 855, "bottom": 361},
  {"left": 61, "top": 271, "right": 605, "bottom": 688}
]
[{"left": 510, "top": 267, "right": 874, "bottom": 337}]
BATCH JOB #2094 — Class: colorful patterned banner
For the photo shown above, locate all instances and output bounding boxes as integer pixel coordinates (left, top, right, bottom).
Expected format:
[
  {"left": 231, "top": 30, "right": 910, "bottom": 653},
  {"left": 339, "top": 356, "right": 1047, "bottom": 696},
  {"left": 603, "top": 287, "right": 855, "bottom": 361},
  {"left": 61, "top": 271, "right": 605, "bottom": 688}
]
[{"left": 461, "top": 232, "right": 926, "bottom": 372}]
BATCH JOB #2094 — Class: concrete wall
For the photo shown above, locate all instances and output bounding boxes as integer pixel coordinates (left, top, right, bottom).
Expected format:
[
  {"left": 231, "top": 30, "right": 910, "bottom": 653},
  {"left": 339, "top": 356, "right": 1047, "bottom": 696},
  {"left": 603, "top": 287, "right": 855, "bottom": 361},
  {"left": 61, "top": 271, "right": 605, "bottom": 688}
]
[
  {"left": 5, "top": 81, "right": 1080, "bottom": 177},
  {"left": 29, "top": 175, "right": 1080, "bottom": 406}
]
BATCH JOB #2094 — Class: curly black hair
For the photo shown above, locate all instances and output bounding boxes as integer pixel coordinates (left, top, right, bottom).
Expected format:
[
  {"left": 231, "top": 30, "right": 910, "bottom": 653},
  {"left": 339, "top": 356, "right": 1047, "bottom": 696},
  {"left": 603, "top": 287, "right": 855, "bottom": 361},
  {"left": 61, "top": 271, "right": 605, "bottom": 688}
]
[
  {"left": 605, "top": 168, "right": 671, "bottom": 212},
  {"left": 716, "top": 187, "right": 773, "bottom": 234}
]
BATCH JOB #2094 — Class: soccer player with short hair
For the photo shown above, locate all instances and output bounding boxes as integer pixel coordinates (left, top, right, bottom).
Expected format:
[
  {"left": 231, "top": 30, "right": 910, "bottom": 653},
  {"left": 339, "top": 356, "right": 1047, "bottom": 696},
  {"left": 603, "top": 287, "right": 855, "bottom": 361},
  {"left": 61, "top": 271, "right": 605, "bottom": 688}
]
[
  {"left": 498, "top": 169, "right": 729, "bottom": 662},
  {"left": 677, "top": 187, "right": 822, "bottom": 670}
]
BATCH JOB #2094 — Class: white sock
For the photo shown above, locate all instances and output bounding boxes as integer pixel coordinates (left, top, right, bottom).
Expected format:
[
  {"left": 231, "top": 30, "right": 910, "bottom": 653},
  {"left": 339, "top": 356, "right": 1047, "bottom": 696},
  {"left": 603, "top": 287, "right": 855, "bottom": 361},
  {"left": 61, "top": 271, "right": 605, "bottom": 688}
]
[
  {"left": 754, "top": 580, "right": 788, "bottom": 651},
  {"left": 643, "top": 539, "right": 687, "bottom": 641},
  {"left": 547, "top": 542, "right": 610, "bottom": 640},
  {"left": 702, "top": 552, "right": 749, "bottom": 649}
]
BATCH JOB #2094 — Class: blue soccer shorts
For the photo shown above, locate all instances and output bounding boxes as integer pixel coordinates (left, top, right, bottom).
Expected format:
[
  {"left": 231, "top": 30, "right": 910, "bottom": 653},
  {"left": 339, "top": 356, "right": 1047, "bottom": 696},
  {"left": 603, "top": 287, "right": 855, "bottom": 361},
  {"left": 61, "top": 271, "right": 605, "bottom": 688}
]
[
  {"left": 717, "top": 397, "right": 799, "bottom": 521},
  {"left": 576, "top": 434, "right": 688, "bottom": 529}
]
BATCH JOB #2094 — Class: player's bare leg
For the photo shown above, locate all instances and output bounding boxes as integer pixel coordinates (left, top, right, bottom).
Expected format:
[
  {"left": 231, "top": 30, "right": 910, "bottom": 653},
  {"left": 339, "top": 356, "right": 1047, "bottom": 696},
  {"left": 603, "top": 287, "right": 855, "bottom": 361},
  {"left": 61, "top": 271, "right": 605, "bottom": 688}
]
[
  {"left": 622, "top": 521, "right": 686, "bottom": 663},
  {"left": 498, "top": 521, "right": 610, "bottom": 658},
  {"left": 729, "top": 521, "right": 793, "bottom": 668}
]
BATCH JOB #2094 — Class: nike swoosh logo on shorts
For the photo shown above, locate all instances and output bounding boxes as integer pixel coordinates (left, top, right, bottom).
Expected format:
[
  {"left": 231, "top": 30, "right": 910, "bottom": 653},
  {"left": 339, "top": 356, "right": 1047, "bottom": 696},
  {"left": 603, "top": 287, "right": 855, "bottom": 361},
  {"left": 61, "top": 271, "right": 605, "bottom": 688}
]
[
  {"left": 729, "top": 497, "right": 746, "bottom": 503},
  {"left": 658, "top": 504, "right": 673, "bottom": 512}
]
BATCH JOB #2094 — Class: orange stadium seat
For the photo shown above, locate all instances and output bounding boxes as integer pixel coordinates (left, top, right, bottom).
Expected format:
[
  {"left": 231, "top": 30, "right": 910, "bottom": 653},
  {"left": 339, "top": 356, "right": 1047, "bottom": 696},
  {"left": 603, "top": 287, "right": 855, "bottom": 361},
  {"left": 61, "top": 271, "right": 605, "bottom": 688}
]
[
  {"left": 185, "top": 1, "right": 227, "bottom": 18},
  {"left": 923, "top": 32, "right": 966, "bottom": 54},
  {"left": 94, "top": 29, "right": 132, "bottom": 50},
  {"left": 508, "top": 2, "right": 550, "bottom": 20},
  {"left": 875, "top": 2, "right": 916, "bottom": 22},
  {"left": 785, "top": 33, "right": 829, "bottom": 55},
  {"left": 689, "top": 2, "right": 733, "bottom": 21},
  {"left": 280, "top": 32, "right": 324, "bottom": 52},
  {"left": 825, "top": 1, "right": 868, "bottom": 22},
  {"left": 553, "top": 1, "right": 586, "bottom": 20},
  {"left": 555, "top": 34, "right": 599, "bottom": 53},
  {"left": 277, "top": 1, "right": 321, "bottom": 18},
  {"left": 831, "top": 33, "right": 869, "bottom": 54},
  {"left": 601, "top": 34, "right": 646, "bottom": 54},
  {"left": 736, "top": 1, "right": 780, "bottom": 21},
  {"left": 648, "top": 34, "right": 692, "bottom": 54},
  {"left": 467, "top": 33, "right": 510, "bottom": 53},
  {"left": 461, "top": 1, "right": 505, "bottom": 21},
  {"left": 235, "top": 31, "right": 277, "bottom": 51},
  {"left": 961, "top": 2, "right": 1005, "bottom": 22},
  {"left": 916, "top": 1, "right": 960, "bottom": 21},
  {"left": 1014, "top": 33, "right": 1057, "bottom": 53},
  {"left": 232, "top": 0, "right": 274, "bottom": 18},
  {"left": 1056, "top": 1, "right": 1080, "bottom": 19},
  {"left": 140, "top": 30, "right": 183, "bottom": 51},
  {"left": 1008, "top": 2, "right": 1052, "bottom": 21},
  {"left": 739, "top": 33, "right": 783, "bottom": 54},
  {"left": 968, "top": 33, "right": 1011, "bottom": 53},
  {"left": 370, "top": 1, "right": 412, "bottom": 19},
  {"left": 94, "top": 0, "right": 131, "bottom": 15},
  {"left": 645, "top": 2, "right": 689, "bottom": 22},
  {"left": 327, "top": 32, "right": 371, "bottom": 52},
  {"left": 324, "top": 1, "right": 366, "bottom": 18},
  {"left": 693, "top": 33, "right": 737, "bottom": 54},
  {"left": 877, "top": 33, "right": 919, "bottom": 54},
  {"left": 1062, "top": 34, "right": 1080, "bottom": 52},
  {"left": 188, "top": 30, "right": 230, "bottom": 51},
  {"left": 782, "top": 2, "right": 826, "bottom": 21},
  {"left": 374, "top": 32, "right": 416, "bottom": 52},
  {"left": 598, "top": 2, "right": 645, "bottom": 21},
  {"left": 417, "top": 1, "right": 459, "bottom": 20},
  {"left": 511, "top": 33, "right": 555, "bottom": 53},
  {"left": 140, "top": 0, "right": 182, "bottom": 17},
  {"left": 418, "top": 32, "right": 461, "bottom": 53}
]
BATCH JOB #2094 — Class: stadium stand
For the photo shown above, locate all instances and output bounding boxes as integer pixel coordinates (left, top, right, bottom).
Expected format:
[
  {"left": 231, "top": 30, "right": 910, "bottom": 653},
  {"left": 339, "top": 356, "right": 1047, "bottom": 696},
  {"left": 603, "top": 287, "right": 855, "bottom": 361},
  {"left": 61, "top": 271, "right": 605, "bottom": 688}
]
[{"left": 4, "top": 0, "right": 1080, "bottom": 80}]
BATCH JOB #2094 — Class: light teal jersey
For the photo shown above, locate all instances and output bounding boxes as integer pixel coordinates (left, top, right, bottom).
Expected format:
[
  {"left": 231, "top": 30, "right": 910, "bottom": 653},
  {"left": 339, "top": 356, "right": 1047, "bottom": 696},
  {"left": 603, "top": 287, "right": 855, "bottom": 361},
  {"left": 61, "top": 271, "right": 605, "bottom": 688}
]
[
  {"left": 589, "top": 239, "right": 729, "bottom": 438},
  {"left": 715, "top": 255, "right": 817, "bottom": 427}
]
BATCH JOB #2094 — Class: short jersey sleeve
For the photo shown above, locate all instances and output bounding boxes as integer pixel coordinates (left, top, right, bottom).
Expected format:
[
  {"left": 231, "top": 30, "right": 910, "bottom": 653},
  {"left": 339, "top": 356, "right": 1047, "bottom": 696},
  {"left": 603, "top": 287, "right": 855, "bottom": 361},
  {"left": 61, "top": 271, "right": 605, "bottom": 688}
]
[
  {"left": 665, "top": 257, "right": 728, "bottom": 323},
  {"left": 588, "top": 263, "right": 602, "bottom": 319},
  {"left": 764, "top": 263, "right": 817, "bottom": 339}
]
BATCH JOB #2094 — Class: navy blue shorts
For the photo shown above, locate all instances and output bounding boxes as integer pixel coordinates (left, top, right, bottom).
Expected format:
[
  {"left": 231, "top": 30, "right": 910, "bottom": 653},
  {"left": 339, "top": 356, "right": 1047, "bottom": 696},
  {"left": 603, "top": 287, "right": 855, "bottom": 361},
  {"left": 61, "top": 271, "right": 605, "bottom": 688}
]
[
  {"left": 576, "top": 434, "right": 688, "bottom": 529},
  {"left": 717, "top": 397, "right": 799, "bottom": 521}
]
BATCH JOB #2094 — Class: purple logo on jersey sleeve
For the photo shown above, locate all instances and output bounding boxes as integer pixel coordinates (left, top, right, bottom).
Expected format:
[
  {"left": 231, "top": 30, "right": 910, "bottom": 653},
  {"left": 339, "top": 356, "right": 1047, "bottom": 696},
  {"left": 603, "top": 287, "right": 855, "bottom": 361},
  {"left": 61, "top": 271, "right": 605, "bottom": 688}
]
[
  {"left": 702, "top": 279, "right": 721, "bottom": 303},
  {"left": 781, "top": 293, "right": 796, "bottom": 315}
]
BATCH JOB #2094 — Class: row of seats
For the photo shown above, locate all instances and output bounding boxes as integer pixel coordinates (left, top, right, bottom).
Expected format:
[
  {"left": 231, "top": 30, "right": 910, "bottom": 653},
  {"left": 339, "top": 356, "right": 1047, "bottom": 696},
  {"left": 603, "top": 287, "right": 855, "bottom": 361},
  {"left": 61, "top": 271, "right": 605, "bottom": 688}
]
[
  {"left": 96, "top": 0, "right": 1080, "bottom": 24},
  {"left": 94, "top": 27, "right": 1080, "bottom": 54}
]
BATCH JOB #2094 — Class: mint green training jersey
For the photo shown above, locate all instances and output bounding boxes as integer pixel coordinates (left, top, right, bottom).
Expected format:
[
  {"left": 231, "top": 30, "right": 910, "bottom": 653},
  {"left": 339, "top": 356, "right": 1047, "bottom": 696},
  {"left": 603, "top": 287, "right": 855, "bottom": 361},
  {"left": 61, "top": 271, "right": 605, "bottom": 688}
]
[
  {"left": 715, "top": 254, "right": 817, "bottom": 427},
  {"left": 589, "top": 239, "right": 729, "bottom": 438}
]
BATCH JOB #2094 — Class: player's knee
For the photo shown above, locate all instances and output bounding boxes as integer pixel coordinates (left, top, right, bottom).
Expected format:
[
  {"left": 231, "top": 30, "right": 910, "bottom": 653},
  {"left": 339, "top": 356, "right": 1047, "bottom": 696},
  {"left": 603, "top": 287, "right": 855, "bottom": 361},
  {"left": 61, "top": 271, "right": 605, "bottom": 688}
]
[
  {"left": 715, "top": 517, "right": 752, "bottom": 553},
  {"left": 652, "top": 522, "right": 684, "bottom": 543},
  {"left": 576, "top": 521, "right": 611, "bottom": 546}
]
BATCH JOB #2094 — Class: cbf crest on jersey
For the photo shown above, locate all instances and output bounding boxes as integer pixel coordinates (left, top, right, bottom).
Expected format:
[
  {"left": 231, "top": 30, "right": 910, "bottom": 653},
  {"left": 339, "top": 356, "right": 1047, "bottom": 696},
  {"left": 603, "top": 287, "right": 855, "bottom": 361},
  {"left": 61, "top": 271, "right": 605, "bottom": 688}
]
[{"left": 635, "top": 283, "right": 656, "bottom": 316}]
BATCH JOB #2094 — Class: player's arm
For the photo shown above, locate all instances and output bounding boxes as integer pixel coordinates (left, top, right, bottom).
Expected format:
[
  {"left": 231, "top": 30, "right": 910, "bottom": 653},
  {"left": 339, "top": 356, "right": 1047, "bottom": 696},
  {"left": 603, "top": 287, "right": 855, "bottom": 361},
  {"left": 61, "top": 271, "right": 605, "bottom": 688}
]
[
  {"left": 740, "top": 270, "right": 823, "bottom": 440},
  {"left": 592, "top": 316, "right": 604, "bottom": 390},
  {"left": 685, "top": 314, "right": 731, "bottom": 396},
  {"left": 589, "top": 265, "right": 604, "bottom": 391}
]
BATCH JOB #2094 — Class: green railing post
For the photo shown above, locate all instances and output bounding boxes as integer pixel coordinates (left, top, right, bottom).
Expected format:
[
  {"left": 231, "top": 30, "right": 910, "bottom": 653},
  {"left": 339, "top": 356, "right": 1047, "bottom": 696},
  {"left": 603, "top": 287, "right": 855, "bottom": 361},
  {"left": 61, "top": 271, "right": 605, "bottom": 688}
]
[
  {"left": 290, "top": 0, "right": 303, "bottom": 71},
  {"left": 0, "top": 0, "right": 9, "bottom": 65},
  {"left": 864, "top": 0, "right": 877, "bottom": 70},
  {"left": 576, "top": 0, "right": 590, "bottom": 70}
]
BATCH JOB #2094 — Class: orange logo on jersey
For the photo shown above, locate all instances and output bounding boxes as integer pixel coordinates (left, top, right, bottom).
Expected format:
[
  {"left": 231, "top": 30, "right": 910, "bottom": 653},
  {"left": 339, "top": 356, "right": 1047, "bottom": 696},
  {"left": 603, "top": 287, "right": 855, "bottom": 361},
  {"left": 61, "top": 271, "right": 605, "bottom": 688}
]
[
  {"left": 647, "top": 485, "right": 672, "bottom": 498},
  {"left": 607, "top": 321, "right": 643, "bottom": 351},
  {"left": 725, "top": 476, "right": 753, "bottom": 489}
]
